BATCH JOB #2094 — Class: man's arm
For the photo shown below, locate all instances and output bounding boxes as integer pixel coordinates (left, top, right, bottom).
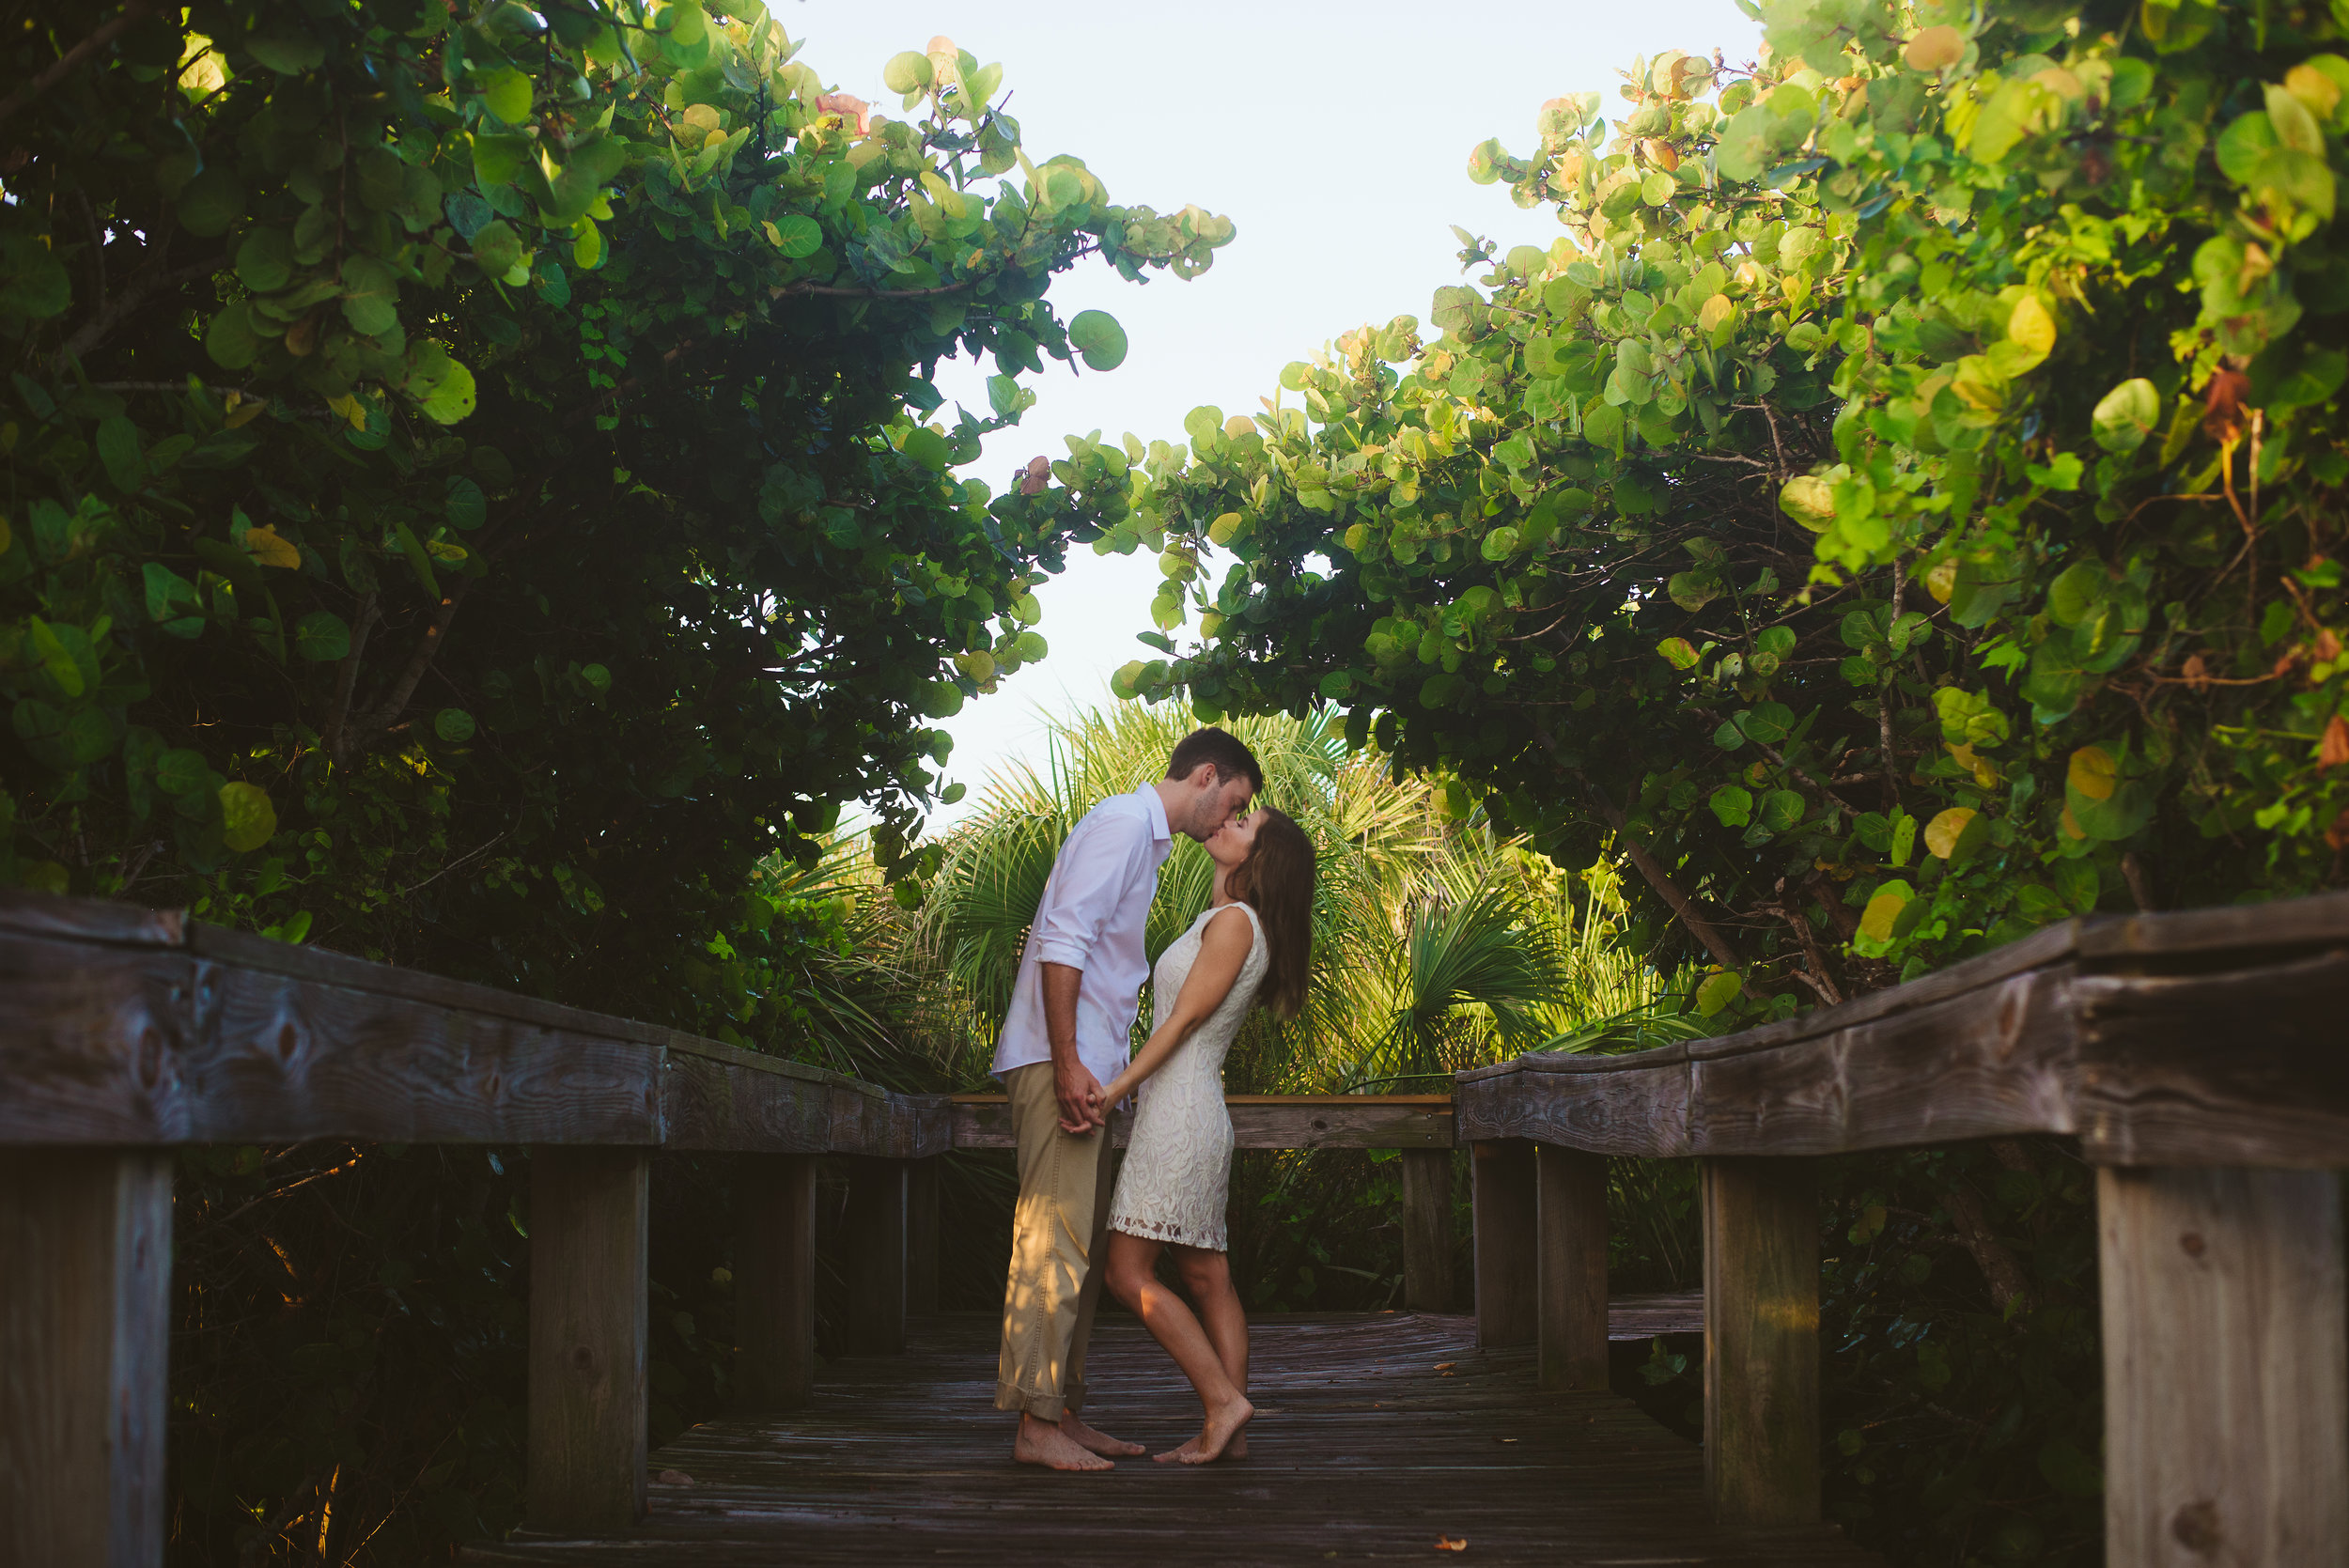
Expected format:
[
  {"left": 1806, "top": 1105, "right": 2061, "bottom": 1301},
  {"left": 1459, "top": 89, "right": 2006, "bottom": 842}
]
[{"left": 1039, "top": 961, "right": 1101, "bottom": 1134}]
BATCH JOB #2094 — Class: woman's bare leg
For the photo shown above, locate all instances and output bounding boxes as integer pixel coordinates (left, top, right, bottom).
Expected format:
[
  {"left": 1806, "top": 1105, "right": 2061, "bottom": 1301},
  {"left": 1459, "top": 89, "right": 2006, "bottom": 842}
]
[
  {"left": 1173, "top": 1246, "right": 1249, "bottom": 1458},
  {"left": 1103, "top": 1231, "right": 1253, "bottom": 1462}
]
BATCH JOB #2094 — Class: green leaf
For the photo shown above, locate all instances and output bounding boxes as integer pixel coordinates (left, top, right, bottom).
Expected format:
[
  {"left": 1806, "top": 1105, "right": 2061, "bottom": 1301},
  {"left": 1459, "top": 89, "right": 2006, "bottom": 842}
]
[
  {"left": 445, "top": 475, "right": 488, "bottom": 530},
  {"left": 1694, "top": 970, "right": 1743, "bottom": 1016},
  {"left": 0, "top": 231, "right": 71, "bottom": 325},
  {"left": 143, "top": 563, "right": 205, "bottom": 637},
  {"left": 235, "top": 228, "right": 294, "bottom": 293},
  {"left": 25, "top": 616, "right": 83, "bottom": 697},
  {"left": 1657, "top": 636, "right": 1701, "bottom": 670},
  {"left": 884, "top": 51, "right": 932, "bottom": 93},
  {"left": 770, "top": 214, "right": 823, "bottom": 259},
  {"left": 470, "top": 220, "right": 523, "bottom": 277},
  {"left": 96, "top": 416, "right": 146, "bottom": 491},
  {"left": 433, "top": 707, "right": 477, "bottom": 742},
  {"left": 1708, "top": 784, "right": 1753, "bottom": 825},
  {"left": 1760, "top": 789, "right": 1805, "bottom": 831},
  {"left": 294, "top": 612, "right": 350, "bottom": 661},
  {"left": 218, "top": 782, "right": 277, "bottom": 852},
  {"left": 1068, "top": 310, "right": 1128, "bottom": 371},
  {"left": 175, "top": 167, "right": 244, "bottom": 237},
  {"left": 2092, "top": 378, "right": 2159, "bottom": 452},
  {"left": 481, "top": 66, "right": 534, "bottom": 125},
  {"left": 339, "top": 255, "right": 401, "bottom": 336}
]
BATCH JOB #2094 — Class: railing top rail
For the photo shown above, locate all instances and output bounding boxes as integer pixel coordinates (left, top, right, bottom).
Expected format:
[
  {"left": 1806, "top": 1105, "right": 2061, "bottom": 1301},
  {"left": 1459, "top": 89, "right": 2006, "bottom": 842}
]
[{"left": 1456, "top": 888, "right": 2349, "bottom": 1169}]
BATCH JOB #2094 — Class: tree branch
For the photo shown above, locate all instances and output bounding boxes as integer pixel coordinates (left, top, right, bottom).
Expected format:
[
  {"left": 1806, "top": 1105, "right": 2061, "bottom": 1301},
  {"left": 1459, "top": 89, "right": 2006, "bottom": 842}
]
[
  {"left": 324, "top": 593, "right": 379, "bottom": 766},
  {"left": 1578, "top": 772, "right": 1746, "bottom": 971},
  {"left": 355, "top": 579, "right": 469, "bottom": 737},
  {"left": 0, "top": 1, "right": 155, "bottom": 132}
]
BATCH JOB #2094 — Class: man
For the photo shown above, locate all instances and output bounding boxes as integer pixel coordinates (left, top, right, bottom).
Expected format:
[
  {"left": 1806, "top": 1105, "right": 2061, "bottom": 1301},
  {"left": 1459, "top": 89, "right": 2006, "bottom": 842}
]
[{"left": 992, "top": 726, "right": 1264, "bottom": 1470}]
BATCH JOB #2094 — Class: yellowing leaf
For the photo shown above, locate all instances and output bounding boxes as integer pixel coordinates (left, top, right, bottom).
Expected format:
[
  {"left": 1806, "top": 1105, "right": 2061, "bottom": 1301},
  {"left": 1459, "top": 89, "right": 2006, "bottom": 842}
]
[
  {"left": 2067, "top": 745, "right": 2118, "bottom": 800},
  {"left": 325, "top": 394, "right": 366, "bottom": 430},
  {"left": 2006, "top": 293, "right": 2056, "bottom": 357},
  {"left": 1858, "top": 886, "right": 1911, "bottom": 943},
  {"left": 1695, "top": 970, "right": 1743, "bottom": 1017},
  {"left": 1905, "top": 25, "right": 1965, "bottom": 70},
  {"left": 1779, "top": 474, "right": 1835, "bottom": 530},
  {"left": 1923, "top": 807, "right": 1983, "bottom": 861},
  {"left": 219, "top": 781, "right": 278, "bottom": 852},
  {"left": 1697, "top": 292, "right": 1735, "bottom": 333},
  {"left": 241, "top": 524, "right": 301, "bottom": 569},
  {"left": 1207, "top": 512, "right": 1244, "bottom": 546}
]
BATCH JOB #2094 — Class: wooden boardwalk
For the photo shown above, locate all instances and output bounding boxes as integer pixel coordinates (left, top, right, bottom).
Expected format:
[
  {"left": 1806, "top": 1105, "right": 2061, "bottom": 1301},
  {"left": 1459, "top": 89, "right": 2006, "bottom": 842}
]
[{"left": 466, "top": 1309, "right": 1875, "bottom": 1566}]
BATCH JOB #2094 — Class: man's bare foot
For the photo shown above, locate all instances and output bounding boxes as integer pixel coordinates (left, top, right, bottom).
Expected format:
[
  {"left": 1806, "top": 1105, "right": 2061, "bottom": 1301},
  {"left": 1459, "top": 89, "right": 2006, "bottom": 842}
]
[
  {"left": 1154, "top": 1395, "right": 1253, "bottom": 1464},
  {"left": 1015, "top": 1414, "right": 1112, "bottom": 1471},
  {"left": 1059, "top": 1412, "right": 1145, "bottom": 1458}
]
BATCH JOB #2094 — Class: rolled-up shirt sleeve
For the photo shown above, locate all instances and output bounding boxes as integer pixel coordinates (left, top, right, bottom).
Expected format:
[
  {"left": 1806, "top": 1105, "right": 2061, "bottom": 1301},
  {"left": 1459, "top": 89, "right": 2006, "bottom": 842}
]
[{"left": 1027, "top": 813, "right": 1153, "bottom": 971}]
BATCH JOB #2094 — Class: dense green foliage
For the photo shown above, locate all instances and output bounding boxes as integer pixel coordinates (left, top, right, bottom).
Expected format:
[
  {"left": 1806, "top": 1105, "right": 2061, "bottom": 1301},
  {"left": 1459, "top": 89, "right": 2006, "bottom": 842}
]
[
  {"left": 0, "top": 1, "right": 1235, "bottom": 1556},
  {"left": 1106, "top": 0, "right": 2349, "bottom": 1004},
  {"left": 1004, "top": 0, "right": 2349, "bottom": 1558}
]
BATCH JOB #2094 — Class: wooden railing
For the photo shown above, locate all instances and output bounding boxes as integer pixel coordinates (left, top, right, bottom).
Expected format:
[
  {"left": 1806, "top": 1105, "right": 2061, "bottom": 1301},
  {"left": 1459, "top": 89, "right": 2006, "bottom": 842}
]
[
  {"left": 8, "top": 885, "right": 2343, "bottom": 1563},
  {"left": 1455, "top": 891, "right": 2349, "bottom": 1552},
  {"left": 0, "top": 891, "right": 1464, "bottom": 1563}
]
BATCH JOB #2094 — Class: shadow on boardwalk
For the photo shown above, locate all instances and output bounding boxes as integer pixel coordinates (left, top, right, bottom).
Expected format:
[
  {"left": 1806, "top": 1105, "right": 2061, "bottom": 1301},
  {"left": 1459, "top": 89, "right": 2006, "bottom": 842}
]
[{"left": 467, "top": 1312, "right": 1876, "bottom": 1566}]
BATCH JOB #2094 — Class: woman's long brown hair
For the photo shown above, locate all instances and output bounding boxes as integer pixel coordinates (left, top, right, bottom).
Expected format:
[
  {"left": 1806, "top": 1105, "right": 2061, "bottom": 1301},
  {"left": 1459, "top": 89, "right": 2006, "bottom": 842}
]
[{"left": 1224, "top": 806, "right": 1315, "bottom": 1019}]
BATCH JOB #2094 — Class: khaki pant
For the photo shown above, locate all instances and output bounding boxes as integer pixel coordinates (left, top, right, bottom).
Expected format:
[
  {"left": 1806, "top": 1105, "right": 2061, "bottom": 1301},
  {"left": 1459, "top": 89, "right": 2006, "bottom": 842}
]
[{"left": 994, "top": 1060, "right": 1117, "bottom": 1421}]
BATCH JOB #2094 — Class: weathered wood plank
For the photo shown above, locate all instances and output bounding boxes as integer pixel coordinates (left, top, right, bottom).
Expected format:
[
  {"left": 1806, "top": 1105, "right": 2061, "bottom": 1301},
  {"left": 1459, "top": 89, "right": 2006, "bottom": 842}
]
[
  {"left": 1457, "top": 1047, "right": 1692, "bottom": 1155},
  {"left": 905, "top": 1157, "right": 941, "bottom": 1315},
  {"left": 194, "top": 961, "right": 665, "bottom": 1147},
  {"left": 661, "top": 1051, "right": 830, "bottom": 1154},
  {"left": 0, "top": 887, "right": 184, "bottom": 947},
  {"left": 1400, "top": 1148, "right": 1454, "bottom": 1313},
  {"left": 458, "top": 1313, "right": 1877, "bottom": 1567},
  {"left": 2099, "top": 1166, "right": 2348, "bottom": 1564},
  {"left": 947, "top": 1094, "right": 1454, "bottom": 1151},
  {"left": 1471, "top": 1139, "right": 1537, "bottom": 1348},
  {"left": 2073, "top": 950, "right": 2349, "bottom": 1169},
  {"left": 0, "top": 935, "right": 198, "bottom": 1144},
  {"left": 1535, "top": 1145, "right": 1609, "bottom": 1392},
  {"left": 528, "top": 1149, "right": 648, "bottom": 1532},
  {"left": 732, "top": 1155, "right": 817, "bottom": 1410},
  {"left": 1703, "top": 1157, "right": 1819, "bottom": 1529},
  {"left": 838, "top": 1157, "right": 907, "bottom": 1355},
  {"left": 1687, "top": 965, "right": 2078, "bottom": 1157},
  {"left": 2074, "top": 886, "right": 2349, "bottom": 962},
  {"left": 0, "top": 1149, "right": 173, "bottom": 1568}
]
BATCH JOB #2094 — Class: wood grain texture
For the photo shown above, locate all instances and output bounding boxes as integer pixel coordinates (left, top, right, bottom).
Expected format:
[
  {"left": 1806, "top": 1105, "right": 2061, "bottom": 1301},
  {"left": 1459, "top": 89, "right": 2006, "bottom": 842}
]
[
  {"left": 0, "top": 1149, "right": 173, "bottom": 1568},
  {"left": 1535, "top": 1145, "right": 1609, "bottom": 1392},
  {"left": 732, "top": 1155, "right": 817, "bottom": 1411},
  {"left": 1456, "top": 1048, "right": 1693, "bottom": 1154},
  {"left": 2074, "top": 886, "right": 2349, "bottom": 962},
  {"left": 0, "top": 887, "right": 184, "bottom": 947},
  {"left": 459, "top": 1313, "right": 1875, "bottom": 1567},
  {"left": 1471, "top": 1140, "right": 1537, "bottom": 1348},
  {"left": 1703, "top": 1158, "right": 1819, "bottom": 1529},
  {"left": 0, "top": 935, "right": 197, "bottom": 1144},
  {"left": 661, "top": 1052, "right": 830, "bottom": 1154},
  {"left": 2098, "top": 1166, "right": 2348, "bottom": 1565},
  {"left": 528, "top": 1149, "right": 648, "bottom": 1533},
  {"left": 839, "top": 1157, "right": 907, "bottom": 1355},
  {"left": 1399, "top": 1148, "right": 1454, "bottom": 1313},
  {"left": 948, "top": 1094, "right": 1454, "bottom": 1150},
  {"left": 2072, "top": 950, "right": 2349, "bottom": 1169},
  {"left": 1688, "top": 966, "right": 2078, "bottom": 1157},
  {"left": 193, "top": 962, "right": 665, "bottom": 1147}
]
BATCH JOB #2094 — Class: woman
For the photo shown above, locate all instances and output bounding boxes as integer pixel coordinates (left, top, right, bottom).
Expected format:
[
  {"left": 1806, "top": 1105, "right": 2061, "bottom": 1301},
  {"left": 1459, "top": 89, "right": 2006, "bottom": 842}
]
[{"left": 1090, "top": 804, "right": 1315, "bottom": 1464}]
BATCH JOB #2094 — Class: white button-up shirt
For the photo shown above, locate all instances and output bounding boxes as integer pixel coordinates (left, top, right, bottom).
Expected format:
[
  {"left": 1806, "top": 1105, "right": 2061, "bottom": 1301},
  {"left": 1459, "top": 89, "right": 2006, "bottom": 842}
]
[{"left": 992, "top": 784, "right": 1173, "bottom": 1087}]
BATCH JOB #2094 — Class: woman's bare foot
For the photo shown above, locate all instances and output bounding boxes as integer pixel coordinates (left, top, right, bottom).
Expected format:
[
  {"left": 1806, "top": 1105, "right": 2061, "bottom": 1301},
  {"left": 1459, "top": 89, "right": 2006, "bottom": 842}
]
[
  {"left": 1014, "top": 1413, "right": 1112, "bottom": 1470},
  {"left": 1155, "top": 1395, "right": 1253, "bottom": 1464},
  {"left": 1059, "top": 1412, "right": 1145, "bottom": 1458}
]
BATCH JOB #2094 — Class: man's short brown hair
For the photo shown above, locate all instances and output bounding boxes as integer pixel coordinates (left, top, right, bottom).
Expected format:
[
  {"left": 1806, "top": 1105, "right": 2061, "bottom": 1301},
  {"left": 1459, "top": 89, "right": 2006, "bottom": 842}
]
[{"left": 1165, "top": 726, "right": 1264, "bottom": 794}]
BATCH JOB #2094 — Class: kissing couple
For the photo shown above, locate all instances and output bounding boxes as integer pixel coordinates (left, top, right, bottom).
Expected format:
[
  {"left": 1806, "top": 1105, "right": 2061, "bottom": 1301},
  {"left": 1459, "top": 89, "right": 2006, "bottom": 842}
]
[{"left": 989, "top": 726, "right": 1315, "bottom": 1469}]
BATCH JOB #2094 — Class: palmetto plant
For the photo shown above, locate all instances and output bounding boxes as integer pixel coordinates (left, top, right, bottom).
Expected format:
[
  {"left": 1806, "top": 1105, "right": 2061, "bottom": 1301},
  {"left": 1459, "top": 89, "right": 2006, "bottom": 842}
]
[{"left": 899, "top": 698, "right": 1671, "bottom": 1091}]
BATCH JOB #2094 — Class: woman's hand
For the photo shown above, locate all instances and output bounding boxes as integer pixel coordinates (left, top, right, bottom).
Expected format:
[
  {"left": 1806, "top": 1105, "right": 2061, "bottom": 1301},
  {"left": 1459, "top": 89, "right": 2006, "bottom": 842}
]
[{"left": 1090, "top": 1077, "right": 1131, "bottom": 1117}]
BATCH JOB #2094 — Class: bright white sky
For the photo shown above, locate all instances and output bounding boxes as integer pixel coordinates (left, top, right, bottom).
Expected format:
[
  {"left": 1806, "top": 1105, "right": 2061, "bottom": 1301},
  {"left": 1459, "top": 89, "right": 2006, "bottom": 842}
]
[{"left": 777, "top": 0, "right": 1762, "bottom": 829}]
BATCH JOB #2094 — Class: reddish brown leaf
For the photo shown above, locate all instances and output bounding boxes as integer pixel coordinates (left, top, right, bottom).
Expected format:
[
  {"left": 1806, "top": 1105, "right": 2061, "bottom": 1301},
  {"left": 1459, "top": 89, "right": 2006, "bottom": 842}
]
[
  {"left": 815, "top": 92, "right": 873, "bottom": 136},
  {"left": 2182, "top": 653, "right": 2211, "bottom": 692},
  {"left": 2319, "top": 715, "right": 2349, "bottom": 769},
  {"left": 2317, "top": 629, "right": 2342, "bottom": 663},
  {"left": 2202, "top": 366, "right": 2251, "bottom": 446},
  {"left": 1435, "top": 1538, "right": 1469, "bottom": 1552},
  {"left": 1017, "top": 455, "right": 1050, "bottom": 496}
]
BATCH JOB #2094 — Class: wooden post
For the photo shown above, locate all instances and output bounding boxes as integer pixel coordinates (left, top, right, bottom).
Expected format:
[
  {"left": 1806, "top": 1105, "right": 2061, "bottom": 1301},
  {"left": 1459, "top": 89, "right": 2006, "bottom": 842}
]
[
  {"left": 2099, "top": 1165, "right": 2347, "bottom": 1563},
  {"left": 905, "top": 1156, "right": 940, "bottom": 1316},
  {"left": 527, "top": 1148, "right": 648, "bottom": 1532},
  {"left": 1536, "top": 1144, "right": 1610, "bottom": 1391},
  {"left": 0, "top": 1149, "right": 172, "bottom": 1568},
  {"left": 1471, "top": 1138, "right": 1537, "bottom": 1346},
  {"left": 1702, "top": 1157, "right": 1819, "bottom": 1528},
  {"left": 1400, "top": 1148, "right": 1454, "bottom": 1312},
  {"left": 840, "top": 1156, "right": 907, "bottom": 1354},
  {"left": 734, "top": 1153, "right": 817, "bottom": 1410}
]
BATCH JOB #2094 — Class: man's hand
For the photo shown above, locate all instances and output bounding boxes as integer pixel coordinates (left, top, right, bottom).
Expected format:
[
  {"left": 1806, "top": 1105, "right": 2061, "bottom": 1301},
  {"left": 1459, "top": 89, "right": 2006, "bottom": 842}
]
[{"left": 1054, "top": 1053, "right": 1105, "bottom": 1136}]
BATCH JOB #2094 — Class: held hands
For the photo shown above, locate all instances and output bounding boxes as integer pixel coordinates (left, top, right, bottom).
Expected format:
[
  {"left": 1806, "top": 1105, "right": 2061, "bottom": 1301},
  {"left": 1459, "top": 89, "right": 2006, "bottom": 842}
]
[
  {"left": 1053, "top": 1055, "right": 1107, "bottom": 1136},
  {"left": 1084, "top": 1077, "right": 1134, "bottom": 1126}
]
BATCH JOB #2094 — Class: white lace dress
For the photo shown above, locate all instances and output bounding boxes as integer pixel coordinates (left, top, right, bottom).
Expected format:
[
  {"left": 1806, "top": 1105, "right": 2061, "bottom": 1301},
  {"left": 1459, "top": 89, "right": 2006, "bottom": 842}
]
[{"left": 1107, "top": 902, "right": 1268, "bottom": 1252}]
